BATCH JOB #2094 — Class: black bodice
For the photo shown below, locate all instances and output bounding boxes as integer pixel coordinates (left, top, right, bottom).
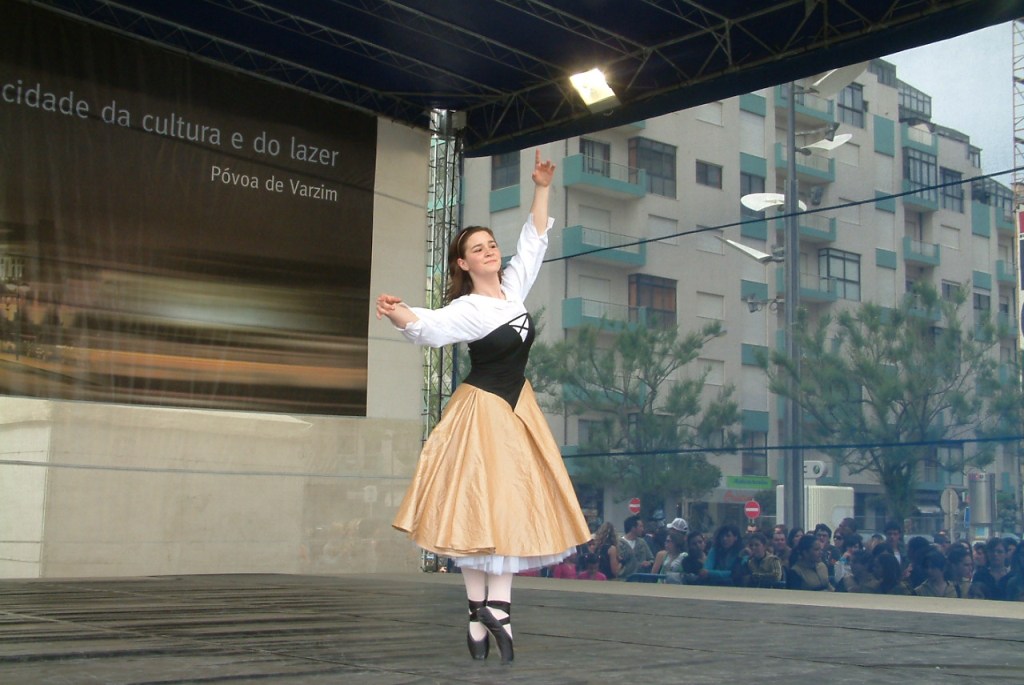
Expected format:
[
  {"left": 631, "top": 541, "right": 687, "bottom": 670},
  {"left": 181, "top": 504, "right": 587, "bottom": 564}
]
[{"left": 463, "top": 313, "right": 534, "bottom": 408}]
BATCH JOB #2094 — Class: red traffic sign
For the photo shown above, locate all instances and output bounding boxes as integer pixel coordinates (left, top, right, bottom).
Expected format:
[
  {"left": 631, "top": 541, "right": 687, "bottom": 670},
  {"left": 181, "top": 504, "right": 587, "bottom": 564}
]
[
  {"left": 628, "top": 498, "right": 641, "bottom": 515},
  {"left": 744, "top": 500, "right": 761, "bottom": 519}
]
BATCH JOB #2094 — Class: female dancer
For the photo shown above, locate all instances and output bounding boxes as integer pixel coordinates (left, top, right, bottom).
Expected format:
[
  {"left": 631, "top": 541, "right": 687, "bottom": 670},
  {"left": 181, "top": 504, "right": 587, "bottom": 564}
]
[{"left": 376, "top": 150, "right": 590, "bottom": 664}]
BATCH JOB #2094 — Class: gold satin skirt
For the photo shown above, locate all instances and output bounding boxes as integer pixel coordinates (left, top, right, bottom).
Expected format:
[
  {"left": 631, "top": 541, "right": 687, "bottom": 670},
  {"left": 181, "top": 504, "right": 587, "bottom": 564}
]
[{"left": 393, "top": 380, "right": 590, "bottom": 565}]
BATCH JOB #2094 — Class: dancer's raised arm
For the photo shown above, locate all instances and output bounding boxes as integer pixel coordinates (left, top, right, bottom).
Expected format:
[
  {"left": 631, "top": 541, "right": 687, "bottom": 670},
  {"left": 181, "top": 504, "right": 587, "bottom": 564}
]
[{"left": 529, "top": 149, "right": 555, "bottom": 236}]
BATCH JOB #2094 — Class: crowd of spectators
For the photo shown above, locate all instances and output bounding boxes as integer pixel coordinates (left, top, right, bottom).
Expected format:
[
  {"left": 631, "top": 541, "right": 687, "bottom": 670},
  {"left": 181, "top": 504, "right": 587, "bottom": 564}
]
[{"left": 513, "top": 515, "right": 1024, "bottom": 601}]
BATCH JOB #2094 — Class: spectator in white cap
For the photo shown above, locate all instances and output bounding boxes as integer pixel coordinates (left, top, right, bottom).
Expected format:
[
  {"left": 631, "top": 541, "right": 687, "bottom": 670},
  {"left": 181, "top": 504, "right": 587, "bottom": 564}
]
[{"left": 667, "top": 518, "right": 689, "bottom": 534}]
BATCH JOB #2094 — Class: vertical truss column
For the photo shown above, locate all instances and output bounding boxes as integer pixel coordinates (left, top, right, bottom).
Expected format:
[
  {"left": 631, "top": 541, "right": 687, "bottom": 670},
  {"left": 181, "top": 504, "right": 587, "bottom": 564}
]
[
  {"left": 1015, "top": 20, "right": 1024, "bottom": 200},
  {"left": 1016, "top": 21, "right": 1024, "bottom": 354},
  {"left": 1014, "top": 19, "right": 1024, "bottom": 541},
  {"left": 423, "top": 110, "right": 464, "bottom": 441}
]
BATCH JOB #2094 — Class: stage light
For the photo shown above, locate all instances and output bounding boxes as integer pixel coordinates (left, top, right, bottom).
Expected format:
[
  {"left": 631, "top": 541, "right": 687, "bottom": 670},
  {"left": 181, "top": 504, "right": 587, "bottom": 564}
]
[{"left": 569, "top": 68, "right": 619, "bottom": 112}]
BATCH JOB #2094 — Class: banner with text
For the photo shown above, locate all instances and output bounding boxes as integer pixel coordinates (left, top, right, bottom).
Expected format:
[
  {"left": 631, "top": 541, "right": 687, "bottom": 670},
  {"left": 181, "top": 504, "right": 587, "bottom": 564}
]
[{"left": 0, "top": 4, "right": 376, "bottom": 415}]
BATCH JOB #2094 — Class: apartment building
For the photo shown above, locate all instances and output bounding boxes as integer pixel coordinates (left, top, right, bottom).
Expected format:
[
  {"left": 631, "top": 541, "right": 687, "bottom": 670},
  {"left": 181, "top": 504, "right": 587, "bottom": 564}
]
[{"left": 460, "top": 59, "right": 1019, "bottom": 534}]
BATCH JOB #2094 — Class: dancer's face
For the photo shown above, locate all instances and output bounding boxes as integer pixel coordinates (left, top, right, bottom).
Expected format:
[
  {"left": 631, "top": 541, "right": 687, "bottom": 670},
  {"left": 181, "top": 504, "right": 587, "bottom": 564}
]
[{"left": 457, "top": 230, "right": 501, "bottom": 280}]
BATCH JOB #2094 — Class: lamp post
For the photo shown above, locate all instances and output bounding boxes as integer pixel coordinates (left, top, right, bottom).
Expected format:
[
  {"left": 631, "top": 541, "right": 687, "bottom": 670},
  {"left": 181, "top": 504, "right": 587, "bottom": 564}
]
[
  {"left": 783, "top": 80, "right": 803, "bottom": 532},
  {"left": 780, "top": 67, "right": 863, "bottom": 530},
  {"left": 739, "top": 66, "right": 864, "bottom": 531}
]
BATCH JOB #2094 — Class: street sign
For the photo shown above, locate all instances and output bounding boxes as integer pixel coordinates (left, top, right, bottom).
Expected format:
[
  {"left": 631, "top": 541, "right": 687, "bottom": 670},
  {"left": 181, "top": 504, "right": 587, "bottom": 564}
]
[
  {"left": 744, "top": 500, "right": 761, "bottom": 519},
  {"left": 940, "top": 487, "right": 959, "bottom": 514},
  {"left": 628, "top": 498, "right": 641, "bottom": 515}
]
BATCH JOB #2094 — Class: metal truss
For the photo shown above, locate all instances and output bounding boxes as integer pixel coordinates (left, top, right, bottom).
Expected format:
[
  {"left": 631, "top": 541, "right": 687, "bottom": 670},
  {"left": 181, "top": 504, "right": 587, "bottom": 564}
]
[
  {"left": 33, "top": 0, "right": 433, "bottom": 126},
  {"left": 422, "top": 111, "right": 463, "bottom": 438},
  {"left": 27, "top": 0, "right": 1022, "bottom": 157},
  {"left": 1015, "top": 19, "right": 1024, "bottom": 206}
]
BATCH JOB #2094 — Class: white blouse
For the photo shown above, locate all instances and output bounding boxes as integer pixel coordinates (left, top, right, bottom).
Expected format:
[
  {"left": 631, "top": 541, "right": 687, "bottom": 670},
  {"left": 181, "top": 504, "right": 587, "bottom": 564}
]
[{"left": 397, "top": 215, "right": 552, "bottom": 348}]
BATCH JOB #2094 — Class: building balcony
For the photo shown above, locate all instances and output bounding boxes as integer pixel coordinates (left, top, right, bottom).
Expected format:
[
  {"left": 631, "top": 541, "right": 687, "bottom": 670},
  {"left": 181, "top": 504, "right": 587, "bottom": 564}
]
[
  {"left": 562, "top": 297, "right": 675, "bottom": 331},
  {"left": 774, "top": 84, "right": 834, "bottom": 127},
  {"left": 996, "top": 259, "right": 1016, "bottom": 284},
  {"left": 905, "top": 297, "right": 942, "bottom": 322},
  {"left": 775, "top": 270, "right": 838, "bottom": 303},
  {"left": 901, "top": 123, "right": 937, "bottom": 153},
  {"left": 996, "top": 210, "right": 1016, "bottom": 235},
  {"left": 902, "top": 236, "right": 940, "bottom": 267},
  {"left": 997, "top": 311, "right": 1018, "bottom": 338},
  {"left": 902, "top": 179, "right": 939, "bottom": 211},
  {"left": 774, "top": 142, "right": 835, "bottom": 183},
  {"left": 561, "top": 153, "right": 646, "bottom": 199},
  {"left": 561, "top": 225, "right": 646, "bottom": 267},
  {"left": 773, "top": 213, "right": 836, "bottom": 244}
]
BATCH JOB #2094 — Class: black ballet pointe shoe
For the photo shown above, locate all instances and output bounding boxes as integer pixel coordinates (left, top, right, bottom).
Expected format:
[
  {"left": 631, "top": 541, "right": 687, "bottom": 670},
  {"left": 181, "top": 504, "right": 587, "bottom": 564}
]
[
  {"left": 479, "top": 600, "right": 514, "bottom": 665},
  {"left": 466, "top": 600, "right": 489, "bottom": 660}
]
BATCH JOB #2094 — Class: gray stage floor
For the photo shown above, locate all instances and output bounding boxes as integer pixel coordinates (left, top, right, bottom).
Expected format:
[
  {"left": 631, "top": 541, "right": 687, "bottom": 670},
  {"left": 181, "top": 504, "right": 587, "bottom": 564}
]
[{"left": 0, "top": 573, "right": 1021, "bottom": 684}]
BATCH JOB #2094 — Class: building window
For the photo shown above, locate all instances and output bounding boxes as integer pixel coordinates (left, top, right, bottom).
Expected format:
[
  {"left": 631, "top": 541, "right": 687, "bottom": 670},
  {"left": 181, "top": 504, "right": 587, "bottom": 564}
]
[
  {"left": 903, "top": 148, "right": 938, "bottom": 203},
  {"left": 629, "top": 137, "right": 676, "bottom": 198},
  {"left": 837, "top": 83, "right": 866, "bottom": 128},
  {"left": 696, "top": 160, "right": 723, "bottom": 188},
  {"left": 940, "top": 167, "right": 964, "bottom": 212},
  {"left": 491, "top": 151, "right": 520, "bottom": 190},
  {"left": 920, "top": 456, "right": 939, "bottom": 483},
  {"left": 580, "top": 138, "right": 611, "bottom": 177},
  {"left": 740, "top": 172, "right": 765, "bottom": 220},
  {"left": 819, "top": 248, "right": 861, "bottom": 301},
  {"left": 974, "top": 290, "right": 991, "bottom": 321},
  {"left": 627, "top": 412, "right": 678, "bottom": 447},
  {"left": 869, "top": 59, "right": 897, "bottom": 87},
  {"left": 972, "top": 177, "right": 1014, "bottom": 218},
  {"left": 578, "top": 418, "right": 604, "bottom": 448},
  {"left": 941, "top": 280, "right": 962, "bottom": 302},
  {"left": 938, "top": 444, "right": 964, "bottom": 486},
  {"left": 741, "top": 432, "right": 768, "bottom": 476},
  {"left": 968, "top": 146, "right": 981, "bottom": 168},
  {"left": 897, "top": 80, "right": 932, "bottom": 120},
  {"left": 628, "top": 274, "right": 677, "bottom": 328}
]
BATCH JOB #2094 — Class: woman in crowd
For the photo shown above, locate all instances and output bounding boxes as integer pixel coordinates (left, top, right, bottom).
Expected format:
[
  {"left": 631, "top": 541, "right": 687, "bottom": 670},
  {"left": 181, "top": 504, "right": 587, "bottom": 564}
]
[
  {"left": 380, "top": 151, "right": 590, "bottom": 663},
  {"left": 833, "top": 532, "right": 864, "bottom": 585},
  {"left": 946, "top": 546, "right": 974, "bottom": 598},
  {"left": 913, "top": 549, "right": 956, "bottom": 598},
  {"left": 652, "top": 530, "right": 688, "bottom": 584},
  {"left": 787, "top": 534, "right": 833, "bottom": 591},
  {"left": 839, "top": 550, "right": 879, "bottom": 593},
  {"left": 704, "top": 524, "right": 743, "bottom": 585},
  {"left": 786, "top": 527, "right": 804, "bottom": 553},
  {"left": 872, "top": 551, "right": 911, "bottom": 595},
  {"left": 972, "top": 541, "right": 988, "bottom": 571},
  {"left": 681, "top": 531, "right": 709, "bottom": 584},
  {"left": 593, "top": 522, "right": 622, "bottom": 581},
  {"left": 903, "top": 536, "right": 934, "bottom": 590},
  {"left": 576, "top": 552, "right": 607, "bottom": 581},
  {"left": 969, "top": 536, "right": 1012, "bottom": 600},
  {"left": 1005, "top": 543, "right": 1024, "bottom": 601},
  {"left": 736, "top": 532, "right": 784, "bottom": 588}
]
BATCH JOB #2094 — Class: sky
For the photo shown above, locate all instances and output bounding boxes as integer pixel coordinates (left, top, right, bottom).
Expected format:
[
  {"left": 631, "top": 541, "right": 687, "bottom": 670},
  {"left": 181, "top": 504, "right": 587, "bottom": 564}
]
[{"left": 884, "top": 21, "right": 1015, "bottom": 182}]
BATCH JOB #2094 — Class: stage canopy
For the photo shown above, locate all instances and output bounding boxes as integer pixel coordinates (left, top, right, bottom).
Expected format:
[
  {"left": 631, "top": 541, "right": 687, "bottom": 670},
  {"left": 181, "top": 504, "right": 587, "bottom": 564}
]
[{"left": 23, "top": 1, "right": 1024, "bottom": 156}]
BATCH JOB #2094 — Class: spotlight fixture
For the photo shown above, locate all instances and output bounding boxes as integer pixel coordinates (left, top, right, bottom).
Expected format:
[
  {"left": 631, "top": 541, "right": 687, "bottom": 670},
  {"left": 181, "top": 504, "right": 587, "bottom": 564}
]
[{"left": 570, "top": 68, "right": 619, "bottom": 113}]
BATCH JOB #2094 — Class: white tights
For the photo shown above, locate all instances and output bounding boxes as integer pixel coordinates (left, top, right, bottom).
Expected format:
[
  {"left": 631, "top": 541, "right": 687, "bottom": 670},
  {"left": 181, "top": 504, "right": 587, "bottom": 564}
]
[{"left": 463, "top": 568, "right": 513, "bottom": 640}]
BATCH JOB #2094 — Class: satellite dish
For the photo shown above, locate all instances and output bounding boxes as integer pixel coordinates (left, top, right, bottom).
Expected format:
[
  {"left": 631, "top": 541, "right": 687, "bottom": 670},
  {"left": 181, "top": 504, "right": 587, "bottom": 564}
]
[
  {"left": 801, "top": 62, "right": 868, "bottom": 98},
  {"left": 801, "top": 133, "right": 853, "bottom": 152},
  {"left": 741, "top": 192, "right": 807, "bottom": 212}
]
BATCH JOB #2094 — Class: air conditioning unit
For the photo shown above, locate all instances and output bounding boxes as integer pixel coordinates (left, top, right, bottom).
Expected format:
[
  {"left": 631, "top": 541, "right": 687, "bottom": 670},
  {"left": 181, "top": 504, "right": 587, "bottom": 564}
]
[{"left": 776, "top": 484, "right": 854, "bottom": 528}]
